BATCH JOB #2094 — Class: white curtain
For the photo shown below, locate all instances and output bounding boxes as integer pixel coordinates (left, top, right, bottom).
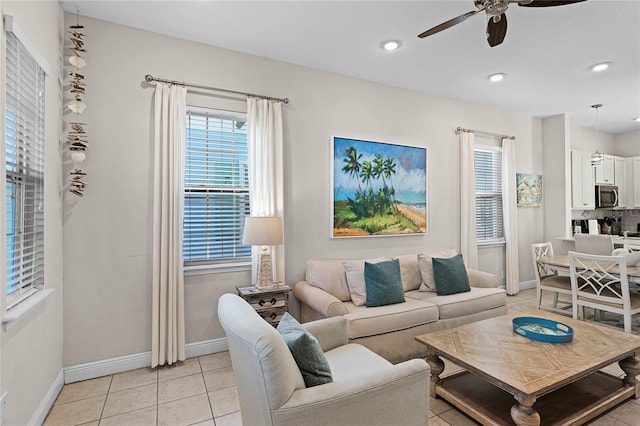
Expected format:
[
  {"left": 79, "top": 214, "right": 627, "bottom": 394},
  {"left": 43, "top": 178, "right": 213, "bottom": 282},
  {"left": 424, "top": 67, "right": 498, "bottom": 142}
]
[
  {"left": 460, "top": 132, "right": 478, "bottom": 269},
  {"left": 151, "top": 83, "right": 187, "bottom": 367},
  {"left": 502, "top": 138, "right": 520, "bottom": 295},
  {"left": 247, "top": 97, "right": 285, "bottom": 284}
]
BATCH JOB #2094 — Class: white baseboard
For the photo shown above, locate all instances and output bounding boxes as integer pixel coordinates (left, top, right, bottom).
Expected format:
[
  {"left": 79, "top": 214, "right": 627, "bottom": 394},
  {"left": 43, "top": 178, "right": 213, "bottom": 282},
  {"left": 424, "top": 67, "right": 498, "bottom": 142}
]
[
  {"left": 185, "top": 337, "right": 228, "bottom": 359},
  {"left": 63, "top": 337, "right": 228, "bottom": 384},
  {"left": 30, "top": 369, "right": 63, "bottom": 426},
  {"left": 519, "top": 280, "right": 536, "bottom": 291}
]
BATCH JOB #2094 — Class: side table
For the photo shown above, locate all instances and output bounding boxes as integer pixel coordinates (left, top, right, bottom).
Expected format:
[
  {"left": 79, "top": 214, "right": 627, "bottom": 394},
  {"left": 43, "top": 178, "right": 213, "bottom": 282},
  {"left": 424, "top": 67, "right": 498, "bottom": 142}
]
[{"left": 236, "top": 284, "right": 291, "bottom": 327}]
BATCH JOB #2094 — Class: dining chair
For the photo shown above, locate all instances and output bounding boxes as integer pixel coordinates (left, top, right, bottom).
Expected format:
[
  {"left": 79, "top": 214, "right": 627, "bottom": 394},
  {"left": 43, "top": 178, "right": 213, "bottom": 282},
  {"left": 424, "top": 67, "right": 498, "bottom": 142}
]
[
  {"left": 531, "top": 242, "right": 572, "bottom": 313},
  {"left": 568, "top": 251, "right": 640, "bottom": 333},
  {"left": 574, "top": 234, "right": 615, "bottom": 255}
]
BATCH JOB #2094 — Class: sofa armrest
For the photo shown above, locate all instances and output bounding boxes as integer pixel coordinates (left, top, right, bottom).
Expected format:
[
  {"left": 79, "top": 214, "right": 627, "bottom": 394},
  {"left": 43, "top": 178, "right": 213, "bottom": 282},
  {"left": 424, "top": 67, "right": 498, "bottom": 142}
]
[
  {"left": 467, "top": 268, "right": 501, "bottom": 288},
  {"left": 294, "top": 281, "right": 349, "bottom": 317},
  {"left": 273, "top": 358, "right": 429, "bottom": 426},
  {"left": 302, "top": 316, "right": 348, "bottom": 352}
]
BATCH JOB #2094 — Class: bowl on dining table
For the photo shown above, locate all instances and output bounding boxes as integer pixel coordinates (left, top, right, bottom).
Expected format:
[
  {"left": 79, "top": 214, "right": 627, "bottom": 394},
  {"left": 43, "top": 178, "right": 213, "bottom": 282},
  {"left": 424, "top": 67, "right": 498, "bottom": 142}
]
[{"left": 611, "top": 249, "right": 640, "bottom": 266}]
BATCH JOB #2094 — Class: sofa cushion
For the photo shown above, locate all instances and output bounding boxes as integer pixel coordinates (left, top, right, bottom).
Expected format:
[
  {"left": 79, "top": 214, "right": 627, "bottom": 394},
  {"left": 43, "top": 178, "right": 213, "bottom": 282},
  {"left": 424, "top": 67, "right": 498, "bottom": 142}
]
[
  {"left": 305, "top": 259, "right": 351, "bottom": 302},
  {"left": 343, "top": 298, "right": 439, "bottom": 339},
  {"left": 393, "top": 254, "right": 422, "bottom": 291},
  {"left": 418, "top": 249, "right": 457, "bottom": 291},
  {"left": 344, "top": 257, "right": 389, "bottom": 306},
  {"left": 277, "top": 313, "right": 333, "bottom": 387},
  {"left": 365, "top": 259, "right": 405, "bottom": 307},
  {"left": 405, "top": 287, "right": 506, "bottom": 320},
  {"left": 432, "top": 254, "right": 471, "bottom": 296}
]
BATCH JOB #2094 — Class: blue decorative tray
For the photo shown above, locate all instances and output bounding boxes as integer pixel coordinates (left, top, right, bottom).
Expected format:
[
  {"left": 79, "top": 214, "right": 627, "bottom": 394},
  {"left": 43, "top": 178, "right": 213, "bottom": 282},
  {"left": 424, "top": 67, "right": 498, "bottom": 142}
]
[{"left": 512, "top": 317, "right": 574, "bottom": 344}]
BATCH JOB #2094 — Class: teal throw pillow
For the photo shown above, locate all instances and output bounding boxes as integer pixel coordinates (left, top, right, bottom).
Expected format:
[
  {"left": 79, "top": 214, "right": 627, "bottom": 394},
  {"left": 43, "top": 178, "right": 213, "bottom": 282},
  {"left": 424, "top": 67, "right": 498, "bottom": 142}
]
[
  {"left": 364, "top": 259, "right": 405, "bottom": 307},
  {"left": 432, "top": 254, "right": 471, "bottom": 296},
  {"left": 277, "top": 313, "right": 333, "bottom": 387}
]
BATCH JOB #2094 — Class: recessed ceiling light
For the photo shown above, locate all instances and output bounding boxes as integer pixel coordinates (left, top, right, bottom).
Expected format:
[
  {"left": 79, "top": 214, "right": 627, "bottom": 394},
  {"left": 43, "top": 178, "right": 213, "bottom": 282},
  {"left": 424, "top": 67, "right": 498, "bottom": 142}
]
[
  {"left": 634, "top": 117, "right": 640, "bottom": 122},
  {"left": 382, "top": 40, "right": 400, "bottom": 51},
  {"left": 591, "top": 62, "right": 610, "bottom": 72},
  {"left": 489, "top": 73, "right": 505, "bottom": 82}
]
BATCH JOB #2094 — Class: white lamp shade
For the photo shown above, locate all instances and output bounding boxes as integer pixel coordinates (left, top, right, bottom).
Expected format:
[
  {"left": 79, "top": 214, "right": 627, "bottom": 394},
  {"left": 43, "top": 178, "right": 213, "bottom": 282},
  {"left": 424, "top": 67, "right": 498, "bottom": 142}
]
[{"left": 243, "top": 216, "right": 283, "bottom": 246}]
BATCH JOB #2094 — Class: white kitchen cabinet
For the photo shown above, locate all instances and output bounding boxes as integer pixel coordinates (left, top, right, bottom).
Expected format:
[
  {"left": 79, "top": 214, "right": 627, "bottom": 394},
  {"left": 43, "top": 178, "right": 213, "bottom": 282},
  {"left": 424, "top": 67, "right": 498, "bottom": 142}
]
[
  {"left": 571, "top": 151, "right": 595, "bottom": 209},
  {"left": 595, "top": 155, "right": 615, "bottom": 184},
  {"left": 630, "top": 157, "right": 640, "bottom": 208},
  {"left": 615, "top": 157, "right": 626, "bottom": 208}
]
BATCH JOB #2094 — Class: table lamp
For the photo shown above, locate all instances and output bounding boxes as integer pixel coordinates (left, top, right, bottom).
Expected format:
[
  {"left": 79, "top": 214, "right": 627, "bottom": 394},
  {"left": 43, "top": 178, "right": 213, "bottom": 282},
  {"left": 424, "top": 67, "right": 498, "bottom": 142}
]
[{"left": 243, "top": 216, "right": 283, "bottom": 288}]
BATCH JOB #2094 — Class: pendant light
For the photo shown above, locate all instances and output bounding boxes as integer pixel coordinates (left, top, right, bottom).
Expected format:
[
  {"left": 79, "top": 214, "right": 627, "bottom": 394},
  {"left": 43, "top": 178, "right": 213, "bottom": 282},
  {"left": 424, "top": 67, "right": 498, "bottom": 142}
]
[{"left": 590, "top": 104, "right": 604, "bottom": 167}]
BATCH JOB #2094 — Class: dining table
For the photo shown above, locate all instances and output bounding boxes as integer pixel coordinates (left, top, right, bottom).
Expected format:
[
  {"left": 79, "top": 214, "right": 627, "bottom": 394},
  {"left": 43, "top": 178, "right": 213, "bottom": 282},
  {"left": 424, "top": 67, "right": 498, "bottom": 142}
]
[{"left": 541, "top": 254, "right": 640, "bottom": 284}]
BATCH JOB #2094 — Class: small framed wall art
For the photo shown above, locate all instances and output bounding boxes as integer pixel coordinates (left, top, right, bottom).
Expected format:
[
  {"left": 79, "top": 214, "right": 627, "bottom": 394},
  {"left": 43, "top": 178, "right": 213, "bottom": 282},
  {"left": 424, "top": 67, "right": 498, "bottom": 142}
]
[
  {"left": 331, "top": 136, "right": 427, "bottom": 238},
  {"left": 516, "top": 173, "right": 542, "bottom": 207}
]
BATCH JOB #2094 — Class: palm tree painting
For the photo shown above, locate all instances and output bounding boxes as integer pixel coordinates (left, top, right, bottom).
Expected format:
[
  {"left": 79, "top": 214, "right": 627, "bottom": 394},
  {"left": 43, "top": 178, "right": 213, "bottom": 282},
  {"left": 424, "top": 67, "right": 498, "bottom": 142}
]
[{"left": 332, "top": 137, "right": 427, "bottom": 237}]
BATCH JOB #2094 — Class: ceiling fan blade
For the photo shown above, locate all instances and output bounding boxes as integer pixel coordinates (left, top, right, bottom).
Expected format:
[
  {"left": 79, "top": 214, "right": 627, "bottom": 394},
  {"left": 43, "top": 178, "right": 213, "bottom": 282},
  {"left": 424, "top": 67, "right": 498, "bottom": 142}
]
[
  {"left": 487, "top": 13, "right": 508, "bottom": 47},
  {"left": 418, "top": 9, "right": 483, "bottom": 38},
  {"left": 518, "top": 0, "right": 587, "bottom": 7}
]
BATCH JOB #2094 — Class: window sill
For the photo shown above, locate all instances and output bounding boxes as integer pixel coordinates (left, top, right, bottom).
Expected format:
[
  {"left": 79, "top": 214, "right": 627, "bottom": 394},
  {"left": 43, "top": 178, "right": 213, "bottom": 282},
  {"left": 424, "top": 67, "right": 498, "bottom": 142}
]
[
  {"left": 184, "top": 261, "right": 251, "bottom": 276},
  {"left": 478, "top": 240, "right": 506, "bottom": 249},
  {"left": 2, "top": 288, "right": 55, "bottom": 331}
]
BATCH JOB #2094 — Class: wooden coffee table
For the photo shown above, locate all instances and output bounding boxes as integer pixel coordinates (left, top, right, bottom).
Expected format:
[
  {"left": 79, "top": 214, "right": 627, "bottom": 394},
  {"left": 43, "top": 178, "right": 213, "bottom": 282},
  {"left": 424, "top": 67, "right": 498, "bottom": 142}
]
[{"left": 415, "top": 310, "right": 640, "bottom": 426}]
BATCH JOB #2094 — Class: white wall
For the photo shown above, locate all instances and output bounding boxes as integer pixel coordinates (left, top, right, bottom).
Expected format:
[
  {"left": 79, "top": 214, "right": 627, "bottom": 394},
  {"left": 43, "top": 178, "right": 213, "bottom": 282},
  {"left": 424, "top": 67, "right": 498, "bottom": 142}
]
[
  {"left": 614, "top": 130, "right": 640, "bottom": 157},
  {"left": 0, "top": 2, "right": 64, "bottom": 425},
  {"left": 570, "top": 124, "right": 615, "bottom": 153},
  {"left": 542, "top": 115, "right": 572, "bottom": 255},
  {"left": 62, "top": 15, "right": 544, "bottom": 366}
]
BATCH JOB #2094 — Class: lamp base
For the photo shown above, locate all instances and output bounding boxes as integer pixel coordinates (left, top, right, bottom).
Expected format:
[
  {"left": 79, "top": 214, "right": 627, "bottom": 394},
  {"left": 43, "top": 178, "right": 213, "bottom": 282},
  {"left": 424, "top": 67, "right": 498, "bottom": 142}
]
[{"left": 256, "top": 246, "right": 274, "bottom": 289}]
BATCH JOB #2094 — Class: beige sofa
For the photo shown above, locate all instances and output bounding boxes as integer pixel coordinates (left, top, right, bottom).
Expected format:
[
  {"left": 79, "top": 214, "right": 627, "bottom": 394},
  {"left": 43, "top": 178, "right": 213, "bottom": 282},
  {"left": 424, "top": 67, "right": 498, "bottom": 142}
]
[{"left": 294, "top": 252, "right": 508, "bottom": 364}]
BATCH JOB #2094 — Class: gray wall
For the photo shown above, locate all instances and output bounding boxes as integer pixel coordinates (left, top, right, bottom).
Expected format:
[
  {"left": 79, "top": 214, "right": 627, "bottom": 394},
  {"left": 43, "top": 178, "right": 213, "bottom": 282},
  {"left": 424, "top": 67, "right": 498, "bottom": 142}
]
[
  {"left": 62, "top": 14, "right": 545, "bottom": 367},
  {"left": 0, "top": 2, "right": 64, "bottom": 425}
]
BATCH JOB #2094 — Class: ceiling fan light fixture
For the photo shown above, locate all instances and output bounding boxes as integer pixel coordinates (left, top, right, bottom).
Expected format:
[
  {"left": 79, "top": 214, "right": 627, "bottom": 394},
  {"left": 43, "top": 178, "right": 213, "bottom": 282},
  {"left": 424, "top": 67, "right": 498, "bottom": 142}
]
[
  {"left": 382, "top": 40, "right": 401, "bottom": 51},
  {"left": 489, "top": 73, "right": 505, "bottom": 82},
  {"left": 591, "top": 62, "right": 610, "bottom": 72}
]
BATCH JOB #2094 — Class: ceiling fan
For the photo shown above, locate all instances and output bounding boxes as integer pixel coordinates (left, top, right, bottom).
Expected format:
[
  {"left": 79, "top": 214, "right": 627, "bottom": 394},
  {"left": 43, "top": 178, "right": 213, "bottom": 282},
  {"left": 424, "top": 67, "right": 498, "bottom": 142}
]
[{"left": 418, "top": 0, "right": 587, "bottom": 47}]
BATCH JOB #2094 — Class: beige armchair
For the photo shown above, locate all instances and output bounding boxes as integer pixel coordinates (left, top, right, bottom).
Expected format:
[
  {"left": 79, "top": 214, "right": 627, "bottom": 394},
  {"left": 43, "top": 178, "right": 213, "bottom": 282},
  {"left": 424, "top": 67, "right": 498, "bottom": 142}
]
[{"left": 218, "top": 293, "right": 430, "bottom": 426}]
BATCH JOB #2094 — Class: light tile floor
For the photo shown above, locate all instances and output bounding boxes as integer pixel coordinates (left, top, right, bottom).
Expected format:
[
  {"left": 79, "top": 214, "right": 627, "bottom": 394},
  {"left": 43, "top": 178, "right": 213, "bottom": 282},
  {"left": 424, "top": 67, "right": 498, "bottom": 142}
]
[{"left": 44, "top": 288, "right": 640, "bottom": 426}]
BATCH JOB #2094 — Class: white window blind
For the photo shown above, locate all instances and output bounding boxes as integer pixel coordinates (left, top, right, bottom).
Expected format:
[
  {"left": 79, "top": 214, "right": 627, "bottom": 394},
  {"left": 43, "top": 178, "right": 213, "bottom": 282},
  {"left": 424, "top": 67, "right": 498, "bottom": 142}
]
[
  {"left": 5, "top": 29, "right": 46, "bottom": 308},
  {"left": 474, "top": 146, "right": 503, "bottom": 242},
  {"left": 184, "top": 109, "right": 251, "bottom": 264}
]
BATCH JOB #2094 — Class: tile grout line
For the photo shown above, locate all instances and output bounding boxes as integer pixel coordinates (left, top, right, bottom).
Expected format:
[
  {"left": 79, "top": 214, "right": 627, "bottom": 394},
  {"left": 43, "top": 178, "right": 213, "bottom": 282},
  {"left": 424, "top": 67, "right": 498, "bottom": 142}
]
[
  {"left": 200, "top": 356, "right": 217, "bottom": 424},
  {"left": 155, "top": 367, "right": 159, "bottom": 426},
  {"left": 96, "top": 374, "right": 114, "bottom": 425}
]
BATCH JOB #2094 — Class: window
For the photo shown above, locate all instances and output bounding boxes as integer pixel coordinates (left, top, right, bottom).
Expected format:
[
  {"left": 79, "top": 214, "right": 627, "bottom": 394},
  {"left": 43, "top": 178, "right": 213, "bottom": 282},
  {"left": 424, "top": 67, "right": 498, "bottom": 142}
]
[
  {"left": 4, "top": 28, "right": 46, "bottom": 308},
  {"left": 183, "top": 108, "right": 251, "bottom": 265},
  {"left": 474, "top": 146, "right": 503, "bottom": 243}
]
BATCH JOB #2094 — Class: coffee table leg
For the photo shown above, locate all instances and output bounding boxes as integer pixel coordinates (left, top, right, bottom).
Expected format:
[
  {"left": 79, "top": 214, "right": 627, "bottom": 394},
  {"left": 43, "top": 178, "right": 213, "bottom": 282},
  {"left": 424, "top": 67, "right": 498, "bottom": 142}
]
[
  {"left": 425, "top": 351, "right": 444, "bottom": 398},
  {"left": 510, "top": 393, "right": 540, "bottom": 426},
  {"left": 619, "top": 356, "right": 640, "bottom": 399}
]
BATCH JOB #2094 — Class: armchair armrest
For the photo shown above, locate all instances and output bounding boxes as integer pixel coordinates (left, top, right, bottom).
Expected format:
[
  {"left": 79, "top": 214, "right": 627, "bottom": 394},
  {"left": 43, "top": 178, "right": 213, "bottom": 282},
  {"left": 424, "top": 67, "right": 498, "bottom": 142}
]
[
  {"left": 294, "top": 281, "right": 348, "bottom": 317},
  {"left": 467, "top": 268, "right": 501, "bottom": 288},
  {"left": 273, "top": 358, "right": 429, "bottom": 426},
  {"left": 302, "top": 316, "right": 348, "bottom": 352}
]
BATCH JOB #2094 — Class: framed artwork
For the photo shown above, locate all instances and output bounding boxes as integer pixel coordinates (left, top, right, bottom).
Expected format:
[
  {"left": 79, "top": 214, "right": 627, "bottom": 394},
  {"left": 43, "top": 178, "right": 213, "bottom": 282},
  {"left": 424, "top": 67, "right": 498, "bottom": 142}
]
[
  {"left": 331, "top": 136, "right": 427, "bottom": 238},
  {"left": 516, "top": 173, "right": 542, "bottom": 207}
]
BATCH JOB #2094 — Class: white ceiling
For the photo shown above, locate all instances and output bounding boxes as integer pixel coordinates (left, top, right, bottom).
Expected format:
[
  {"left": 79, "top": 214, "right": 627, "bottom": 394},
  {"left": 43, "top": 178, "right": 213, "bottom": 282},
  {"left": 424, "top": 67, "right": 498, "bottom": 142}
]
[{"left": 61, "top": 0, "right": 640, "bottom": 134}]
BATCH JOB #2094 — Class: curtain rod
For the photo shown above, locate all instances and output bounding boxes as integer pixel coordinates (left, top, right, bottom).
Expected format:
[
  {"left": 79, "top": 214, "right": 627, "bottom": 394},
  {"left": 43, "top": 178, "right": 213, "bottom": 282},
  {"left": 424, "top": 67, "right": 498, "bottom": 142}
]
[
  {"left": 144, "top": 74, "right": 289, "bottom": 104},
  {"left": 455, "top": 127, "right": 515, "bottom": 140}
]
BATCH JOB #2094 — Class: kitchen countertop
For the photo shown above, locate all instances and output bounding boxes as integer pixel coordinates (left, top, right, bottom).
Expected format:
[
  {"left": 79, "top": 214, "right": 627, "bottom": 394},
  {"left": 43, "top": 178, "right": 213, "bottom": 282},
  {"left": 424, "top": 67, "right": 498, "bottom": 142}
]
[{"left": 557, "top": 236, "right": 640, "bottom": 243}]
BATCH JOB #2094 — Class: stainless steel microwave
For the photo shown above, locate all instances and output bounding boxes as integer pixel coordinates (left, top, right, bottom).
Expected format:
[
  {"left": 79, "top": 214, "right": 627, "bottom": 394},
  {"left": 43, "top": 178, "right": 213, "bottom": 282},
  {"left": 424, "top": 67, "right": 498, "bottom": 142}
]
[{"left": 595, "top": 185, "right": 619, "bottom": 208}]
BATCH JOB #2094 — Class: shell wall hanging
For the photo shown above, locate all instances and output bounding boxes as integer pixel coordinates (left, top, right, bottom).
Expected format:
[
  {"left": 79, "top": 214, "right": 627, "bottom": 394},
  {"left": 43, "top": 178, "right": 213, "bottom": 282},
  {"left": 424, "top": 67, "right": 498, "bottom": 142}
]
[{"left": 66, "top": 10, "right": 87, "bottom": 196}]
